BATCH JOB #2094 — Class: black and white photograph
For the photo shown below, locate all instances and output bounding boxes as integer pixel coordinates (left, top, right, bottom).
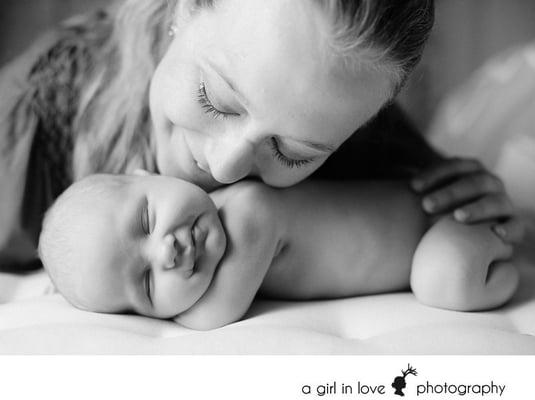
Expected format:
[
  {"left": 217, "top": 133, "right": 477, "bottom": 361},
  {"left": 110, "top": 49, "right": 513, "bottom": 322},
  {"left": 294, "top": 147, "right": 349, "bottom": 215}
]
[{"left": 1, "top": 0, "right": 535, "bottom": 366}]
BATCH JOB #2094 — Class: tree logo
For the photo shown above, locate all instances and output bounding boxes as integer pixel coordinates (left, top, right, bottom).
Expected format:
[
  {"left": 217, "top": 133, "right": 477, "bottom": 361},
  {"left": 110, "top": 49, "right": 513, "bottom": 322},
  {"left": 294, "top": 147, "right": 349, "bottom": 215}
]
[{"left": 391, "top": 364, "right": 418, "bottom": 396}]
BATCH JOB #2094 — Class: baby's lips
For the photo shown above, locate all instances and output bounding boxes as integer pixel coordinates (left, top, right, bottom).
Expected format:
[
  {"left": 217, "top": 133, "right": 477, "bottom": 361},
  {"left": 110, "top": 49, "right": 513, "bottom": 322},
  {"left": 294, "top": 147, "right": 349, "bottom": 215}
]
[
  {"left": 172, "top": 223, "right": 196, "bottom": 273},
  {"left": 192, "top": 223, "right": 208, "bottom": 260},
  {"left": 180, "top": 245, "right": 196, "bottom": 277}
]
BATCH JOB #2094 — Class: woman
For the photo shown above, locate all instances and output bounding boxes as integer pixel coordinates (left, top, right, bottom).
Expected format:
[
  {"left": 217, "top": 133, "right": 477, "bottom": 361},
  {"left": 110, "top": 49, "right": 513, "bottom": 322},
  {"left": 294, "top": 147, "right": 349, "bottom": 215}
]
[{"left": 0, "top": 0, "right": 521, "bottom": 270}]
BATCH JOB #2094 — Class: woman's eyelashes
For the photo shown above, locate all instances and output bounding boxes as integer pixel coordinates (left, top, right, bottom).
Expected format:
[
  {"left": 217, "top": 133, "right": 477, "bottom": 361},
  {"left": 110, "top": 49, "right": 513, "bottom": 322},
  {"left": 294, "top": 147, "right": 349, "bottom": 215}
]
[
  {"left": 270, "top": 138, "right": 314, "bottom": 169},
  {"left": 197, "top": 81, "right": 240, "bottom": 119}
]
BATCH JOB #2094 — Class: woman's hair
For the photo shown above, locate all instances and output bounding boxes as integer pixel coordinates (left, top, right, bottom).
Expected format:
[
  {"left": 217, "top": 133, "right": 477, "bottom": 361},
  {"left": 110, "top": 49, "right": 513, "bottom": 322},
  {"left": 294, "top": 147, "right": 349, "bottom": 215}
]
[
  {"left": 68, "top": 0, "right": 176, "bottom": 178},
  {"left": 316, "top": 0, "right": 434, "bottom": 94},
  {"left": 60, "top": 0, "right": 433, "bottom": 177}
]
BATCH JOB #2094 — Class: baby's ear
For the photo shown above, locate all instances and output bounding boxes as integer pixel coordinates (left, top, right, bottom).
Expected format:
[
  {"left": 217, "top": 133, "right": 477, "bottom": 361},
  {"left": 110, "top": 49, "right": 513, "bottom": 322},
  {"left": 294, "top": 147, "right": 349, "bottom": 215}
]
[
  {"left": 132, "top": 169, "right": 153, "bottom": 177},
  {"left": 44, "top": 282, "right": 59, "bottom": 295}
]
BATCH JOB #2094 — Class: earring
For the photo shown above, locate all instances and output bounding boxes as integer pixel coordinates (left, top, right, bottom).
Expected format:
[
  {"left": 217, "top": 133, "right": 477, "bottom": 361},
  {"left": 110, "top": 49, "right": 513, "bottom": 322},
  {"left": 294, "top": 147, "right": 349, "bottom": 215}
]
[{"left": 168, "top": 24, "right": 178, "bottom": 37}]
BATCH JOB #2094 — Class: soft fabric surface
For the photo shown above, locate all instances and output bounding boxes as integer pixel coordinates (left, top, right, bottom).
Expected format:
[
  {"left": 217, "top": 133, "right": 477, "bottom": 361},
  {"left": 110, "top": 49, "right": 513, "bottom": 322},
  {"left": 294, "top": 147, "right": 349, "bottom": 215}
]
[{"left": 0, "top": 251, "right": 534, "bottom": 354}]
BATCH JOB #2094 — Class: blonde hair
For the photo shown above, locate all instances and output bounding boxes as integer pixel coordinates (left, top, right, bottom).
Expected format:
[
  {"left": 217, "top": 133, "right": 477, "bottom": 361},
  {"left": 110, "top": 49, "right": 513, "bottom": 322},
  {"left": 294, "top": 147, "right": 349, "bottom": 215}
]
[
  {"left": 67, "top": 0, "right": 177, "bottom": 179},
  {"left": 316, "top": 0, "right": 434, "bottom": 95},
  {"left": 57, "top": 0, "right": 433, "bottom": 178}
]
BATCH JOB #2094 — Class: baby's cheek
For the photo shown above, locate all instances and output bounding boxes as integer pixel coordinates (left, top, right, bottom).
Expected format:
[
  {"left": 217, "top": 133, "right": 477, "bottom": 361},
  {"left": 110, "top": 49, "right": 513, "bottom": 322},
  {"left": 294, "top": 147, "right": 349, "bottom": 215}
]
[{"left": 154, "top": 278, "right": 205, "bottom": 318}]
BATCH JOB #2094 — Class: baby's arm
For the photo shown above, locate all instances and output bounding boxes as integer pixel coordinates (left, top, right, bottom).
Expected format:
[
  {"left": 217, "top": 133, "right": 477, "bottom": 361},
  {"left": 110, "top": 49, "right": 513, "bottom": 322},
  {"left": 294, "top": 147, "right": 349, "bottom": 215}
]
[
  {"left": 411, "top": 216, "right": 519, "bottom": 311},
  {"left": 174, "top": 183, "right": 282, "bottom": 330}
]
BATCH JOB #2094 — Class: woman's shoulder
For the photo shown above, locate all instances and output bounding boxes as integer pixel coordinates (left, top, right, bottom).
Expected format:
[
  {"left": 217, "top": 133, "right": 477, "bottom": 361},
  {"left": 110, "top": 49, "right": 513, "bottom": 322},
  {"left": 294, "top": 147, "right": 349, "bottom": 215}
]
[
  {"left": 311, "top": 103, "right": 440, "bottom": 180},
  {"left": 1, "top": 10, "right": 111, "bottom": 89},
  {"left": 1, "top": 10, "right": 112, "bottom": 110}
]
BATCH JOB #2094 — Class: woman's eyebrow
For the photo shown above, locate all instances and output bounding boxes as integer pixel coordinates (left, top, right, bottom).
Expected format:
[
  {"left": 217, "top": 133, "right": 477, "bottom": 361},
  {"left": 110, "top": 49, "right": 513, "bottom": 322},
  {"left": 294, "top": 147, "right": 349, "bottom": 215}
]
[
  {"left": 280, "top": 137, "right": 336, "bottom": 154},
  {"left": 204, "top": 60, "right": 250, "bottom": 107},
  {"left": 299, "top": 140, "right": 336, "bottom": 153}
]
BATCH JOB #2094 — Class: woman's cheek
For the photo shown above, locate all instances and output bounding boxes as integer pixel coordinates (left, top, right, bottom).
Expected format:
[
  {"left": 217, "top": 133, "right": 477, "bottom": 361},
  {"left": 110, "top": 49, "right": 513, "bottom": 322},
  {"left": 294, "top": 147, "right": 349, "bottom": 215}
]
[{"left": 158, "top": 70, "right": 203, "bottom": 130}]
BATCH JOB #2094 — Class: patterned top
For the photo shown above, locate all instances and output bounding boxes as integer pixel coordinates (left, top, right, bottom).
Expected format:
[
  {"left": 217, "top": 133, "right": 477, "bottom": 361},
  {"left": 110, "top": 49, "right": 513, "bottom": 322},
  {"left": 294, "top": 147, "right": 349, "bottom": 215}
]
[{"left": 0, "top": 8, "right": 439, "bottom": 270}]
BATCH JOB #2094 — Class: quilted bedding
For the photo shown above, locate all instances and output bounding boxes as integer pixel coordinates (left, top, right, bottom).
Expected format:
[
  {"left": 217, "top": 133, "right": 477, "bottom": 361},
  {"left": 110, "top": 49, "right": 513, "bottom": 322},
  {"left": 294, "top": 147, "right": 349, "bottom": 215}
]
[{"left": 0, "top": 249, "right": 533, "bottom": 355}]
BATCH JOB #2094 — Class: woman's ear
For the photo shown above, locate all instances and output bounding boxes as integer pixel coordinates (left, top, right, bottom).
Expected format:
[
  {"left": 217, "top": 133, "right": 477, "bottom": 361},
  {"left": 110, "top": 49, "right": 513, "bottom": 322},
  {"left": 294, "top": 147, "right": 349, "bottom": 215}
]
[
  {"left": 174, "top": 0, "right": 213, "bottom": 26},
  {"left": 174, "top": 0, "right": 202, "bottom": 24}
]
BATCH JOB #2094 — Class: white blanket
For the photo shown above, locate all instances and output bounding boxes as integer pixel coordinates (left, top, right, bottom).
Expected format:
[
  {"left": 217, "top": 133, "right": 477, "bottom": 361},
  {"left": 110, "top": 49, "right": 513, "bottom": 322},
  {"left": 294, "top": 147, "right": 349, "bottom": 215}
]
[{"left": 1, "top": 251, "right": 534, "bottom": 354}]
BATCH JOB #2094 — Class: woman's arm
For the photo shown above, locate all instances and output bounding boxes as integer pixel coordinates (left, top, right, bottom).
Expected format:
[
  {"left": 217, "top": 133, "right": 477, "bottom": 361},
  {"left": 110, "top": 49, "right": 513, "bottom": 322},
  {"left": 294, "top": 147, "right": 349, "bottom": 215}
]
[
  {"left": 0, "top": 22, "right": 100, "bottom": 271},
  {"left": 0, "top": 33, "right": 60, "bottom": 270}
]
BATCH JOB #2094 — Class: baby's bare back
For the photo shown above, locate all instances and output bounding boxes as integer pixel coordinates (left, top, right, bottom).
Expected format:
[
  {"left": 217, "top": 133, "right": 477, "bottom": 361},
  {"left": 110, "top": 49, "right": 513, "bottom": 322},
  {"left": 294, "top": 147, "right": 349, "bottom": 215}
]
[{"left": 258, "top": 181, "right": 428, "bottom": 300}]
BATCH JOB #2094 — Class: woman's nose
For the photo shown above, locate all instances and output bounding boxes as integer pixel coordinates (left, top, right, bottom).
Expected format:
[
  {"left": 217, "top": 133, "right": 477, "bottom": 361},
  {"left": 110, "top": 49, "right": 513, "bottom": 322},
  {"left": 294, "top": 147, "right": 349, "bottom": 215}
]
[
  {"left": 150, "top": 234, "right": 177, "bottom": 270},
  {"left": 204, "top": 136, "right": 255, "bottom": 184}
]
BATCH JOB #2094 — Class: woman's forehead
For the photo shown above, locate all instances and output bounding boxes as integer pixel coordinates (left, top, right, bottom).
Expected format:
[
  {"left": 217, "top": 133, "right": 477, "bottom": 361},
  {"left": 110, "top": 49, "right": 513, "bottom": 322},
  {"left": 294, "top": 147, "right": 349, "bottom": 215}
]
[{"left": 195, "top": 0, "right": 391, "bottom": 144}]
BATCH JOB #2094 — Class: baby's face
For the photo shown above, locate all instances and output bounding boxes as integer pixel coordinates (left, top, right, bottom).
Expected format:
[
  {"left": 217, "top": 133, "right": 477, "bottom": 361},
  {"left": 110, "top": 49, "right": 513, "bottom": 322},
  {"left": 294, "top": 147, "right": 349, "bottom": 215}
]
[{"left": 71, "top": 175, "right": 226, "bottom": 319}]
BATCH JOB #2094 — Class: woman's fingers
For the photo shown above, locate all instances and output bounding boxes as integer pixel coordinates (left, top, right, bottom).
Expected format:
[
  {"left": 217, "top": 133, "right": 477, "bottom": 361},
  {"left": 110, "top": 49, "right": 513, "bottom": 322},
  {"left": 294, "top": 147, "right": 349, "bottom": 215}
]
[
  {"left": 412, "top": 157, "right": 524, "bottom": 244},
  {"left": 492, "top": 217, "right": 526, "bottom": 244},
  {"left": 412, "top": 157, "right": 484, "bottom": 192},
  {"left": 451, "top": 193, "right": 514, "bottom": 223},
  {"left": 420, "top": 172, "right": 505, "bottom": 214},
  {"left": 451, "top": 194, "right": 523, "bottom": 244}
]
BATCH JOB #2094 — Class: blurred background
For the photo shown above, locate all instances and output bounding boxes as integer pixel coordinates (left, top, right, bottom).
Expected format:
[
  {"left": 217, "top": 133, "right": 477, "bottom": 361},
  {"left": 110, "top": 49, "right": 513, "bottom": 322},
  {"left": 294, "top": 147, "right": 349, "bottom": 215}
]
[{"left": 2, "top": 0, "right": 535, "bottom": 133}]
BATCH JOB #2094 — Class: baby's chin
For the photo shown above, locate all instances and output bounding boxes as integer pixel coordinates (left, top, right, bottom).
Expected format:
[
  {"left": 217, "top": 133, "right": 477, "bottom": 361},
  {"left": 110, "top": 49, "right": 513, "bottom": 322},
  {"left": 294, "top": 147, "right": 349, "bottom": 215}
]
[
  {"left": 154, "top": 260, "right": 222, "bottom": 320},
  {"left": 195, "top": 208, "right": 227, "bottom": 276}
]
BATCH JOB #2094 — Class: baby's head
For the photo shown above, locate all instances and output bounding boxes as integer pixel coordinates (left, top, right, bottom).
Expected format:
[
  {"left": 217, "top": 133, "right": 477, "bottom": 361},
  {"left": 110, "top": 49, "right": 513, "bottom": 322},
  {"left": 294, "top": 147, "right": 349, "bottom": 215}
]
[{"left": 39, "top": 174, "right": 226, "bottom": 319}]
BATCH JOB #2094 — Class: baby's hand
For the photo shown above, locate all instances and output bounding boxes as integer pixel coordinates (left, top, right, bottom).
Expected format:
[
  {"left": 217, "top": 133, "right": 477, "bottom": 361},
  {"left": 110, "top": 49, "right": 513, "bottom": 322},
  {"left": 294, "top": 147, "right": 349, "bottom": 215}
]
[
  {"left": 411, "top": 157, "right": 524, "bottom": 244},
  {"left": 411, "top": 216, "right": 519, "bottom": 311},
  {"left": 131, "top": 168, "right": 155, "bottom": 177}
]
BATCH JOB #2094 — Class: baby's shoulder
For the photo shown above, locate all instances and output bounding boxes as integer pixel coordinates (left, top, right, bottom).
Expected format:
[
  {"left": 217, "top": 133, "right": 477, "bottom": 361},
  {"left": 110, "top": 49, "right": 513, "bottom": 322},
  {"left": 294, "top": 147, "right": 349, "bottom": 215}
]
[{"left": 214, "top": 182, "right": 280, "bottom": 244}]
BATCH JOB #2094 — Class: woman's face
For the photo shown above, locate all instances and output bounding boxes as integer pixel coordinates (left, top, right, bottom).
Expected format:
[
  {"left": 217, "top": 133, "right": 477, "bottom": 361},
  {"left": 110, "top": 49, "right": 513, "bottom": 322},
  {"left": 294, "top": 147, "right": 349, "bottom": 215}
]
[{"left": 150, "top": 0, "right": 391, "bottom": 190}]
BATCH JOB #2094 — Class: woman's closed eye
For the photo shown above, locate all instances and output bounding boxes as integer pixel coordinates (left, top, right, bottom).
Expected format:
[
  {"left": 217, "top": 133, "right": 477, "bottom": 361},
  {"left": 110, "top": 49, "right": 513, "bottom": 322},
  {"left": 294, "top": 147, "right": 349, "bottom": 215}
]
[
  {"left": 197, "top": 81, "right": 315, "bottom": 169},
  {"left": 197, "top": 81, "right": 240, "bottom": 119},
  {"left": 270, "top": 137, "right": 315, "bottom": 169}
]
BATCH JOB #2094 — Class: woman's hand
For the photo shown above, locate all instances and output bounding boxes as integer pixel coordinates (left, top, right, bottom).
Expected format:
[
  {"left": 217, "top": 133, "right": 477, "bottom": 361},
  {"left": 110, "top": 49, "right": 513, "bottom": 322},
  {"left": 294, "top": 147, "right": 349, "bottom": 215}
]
[{"left": 411, "top": 157, "right": 524, "bottom": 244}]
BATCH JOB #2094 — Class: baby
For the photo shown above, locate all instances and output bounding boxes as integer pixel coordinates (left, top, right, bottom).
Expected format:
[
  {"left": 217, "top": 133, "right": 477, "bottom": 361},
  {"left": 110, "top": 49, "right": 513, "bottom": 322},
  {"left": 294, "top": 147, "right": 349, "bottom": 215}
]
[{"left": 38, "top": 174, "right": 519, "bottom": 330}]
